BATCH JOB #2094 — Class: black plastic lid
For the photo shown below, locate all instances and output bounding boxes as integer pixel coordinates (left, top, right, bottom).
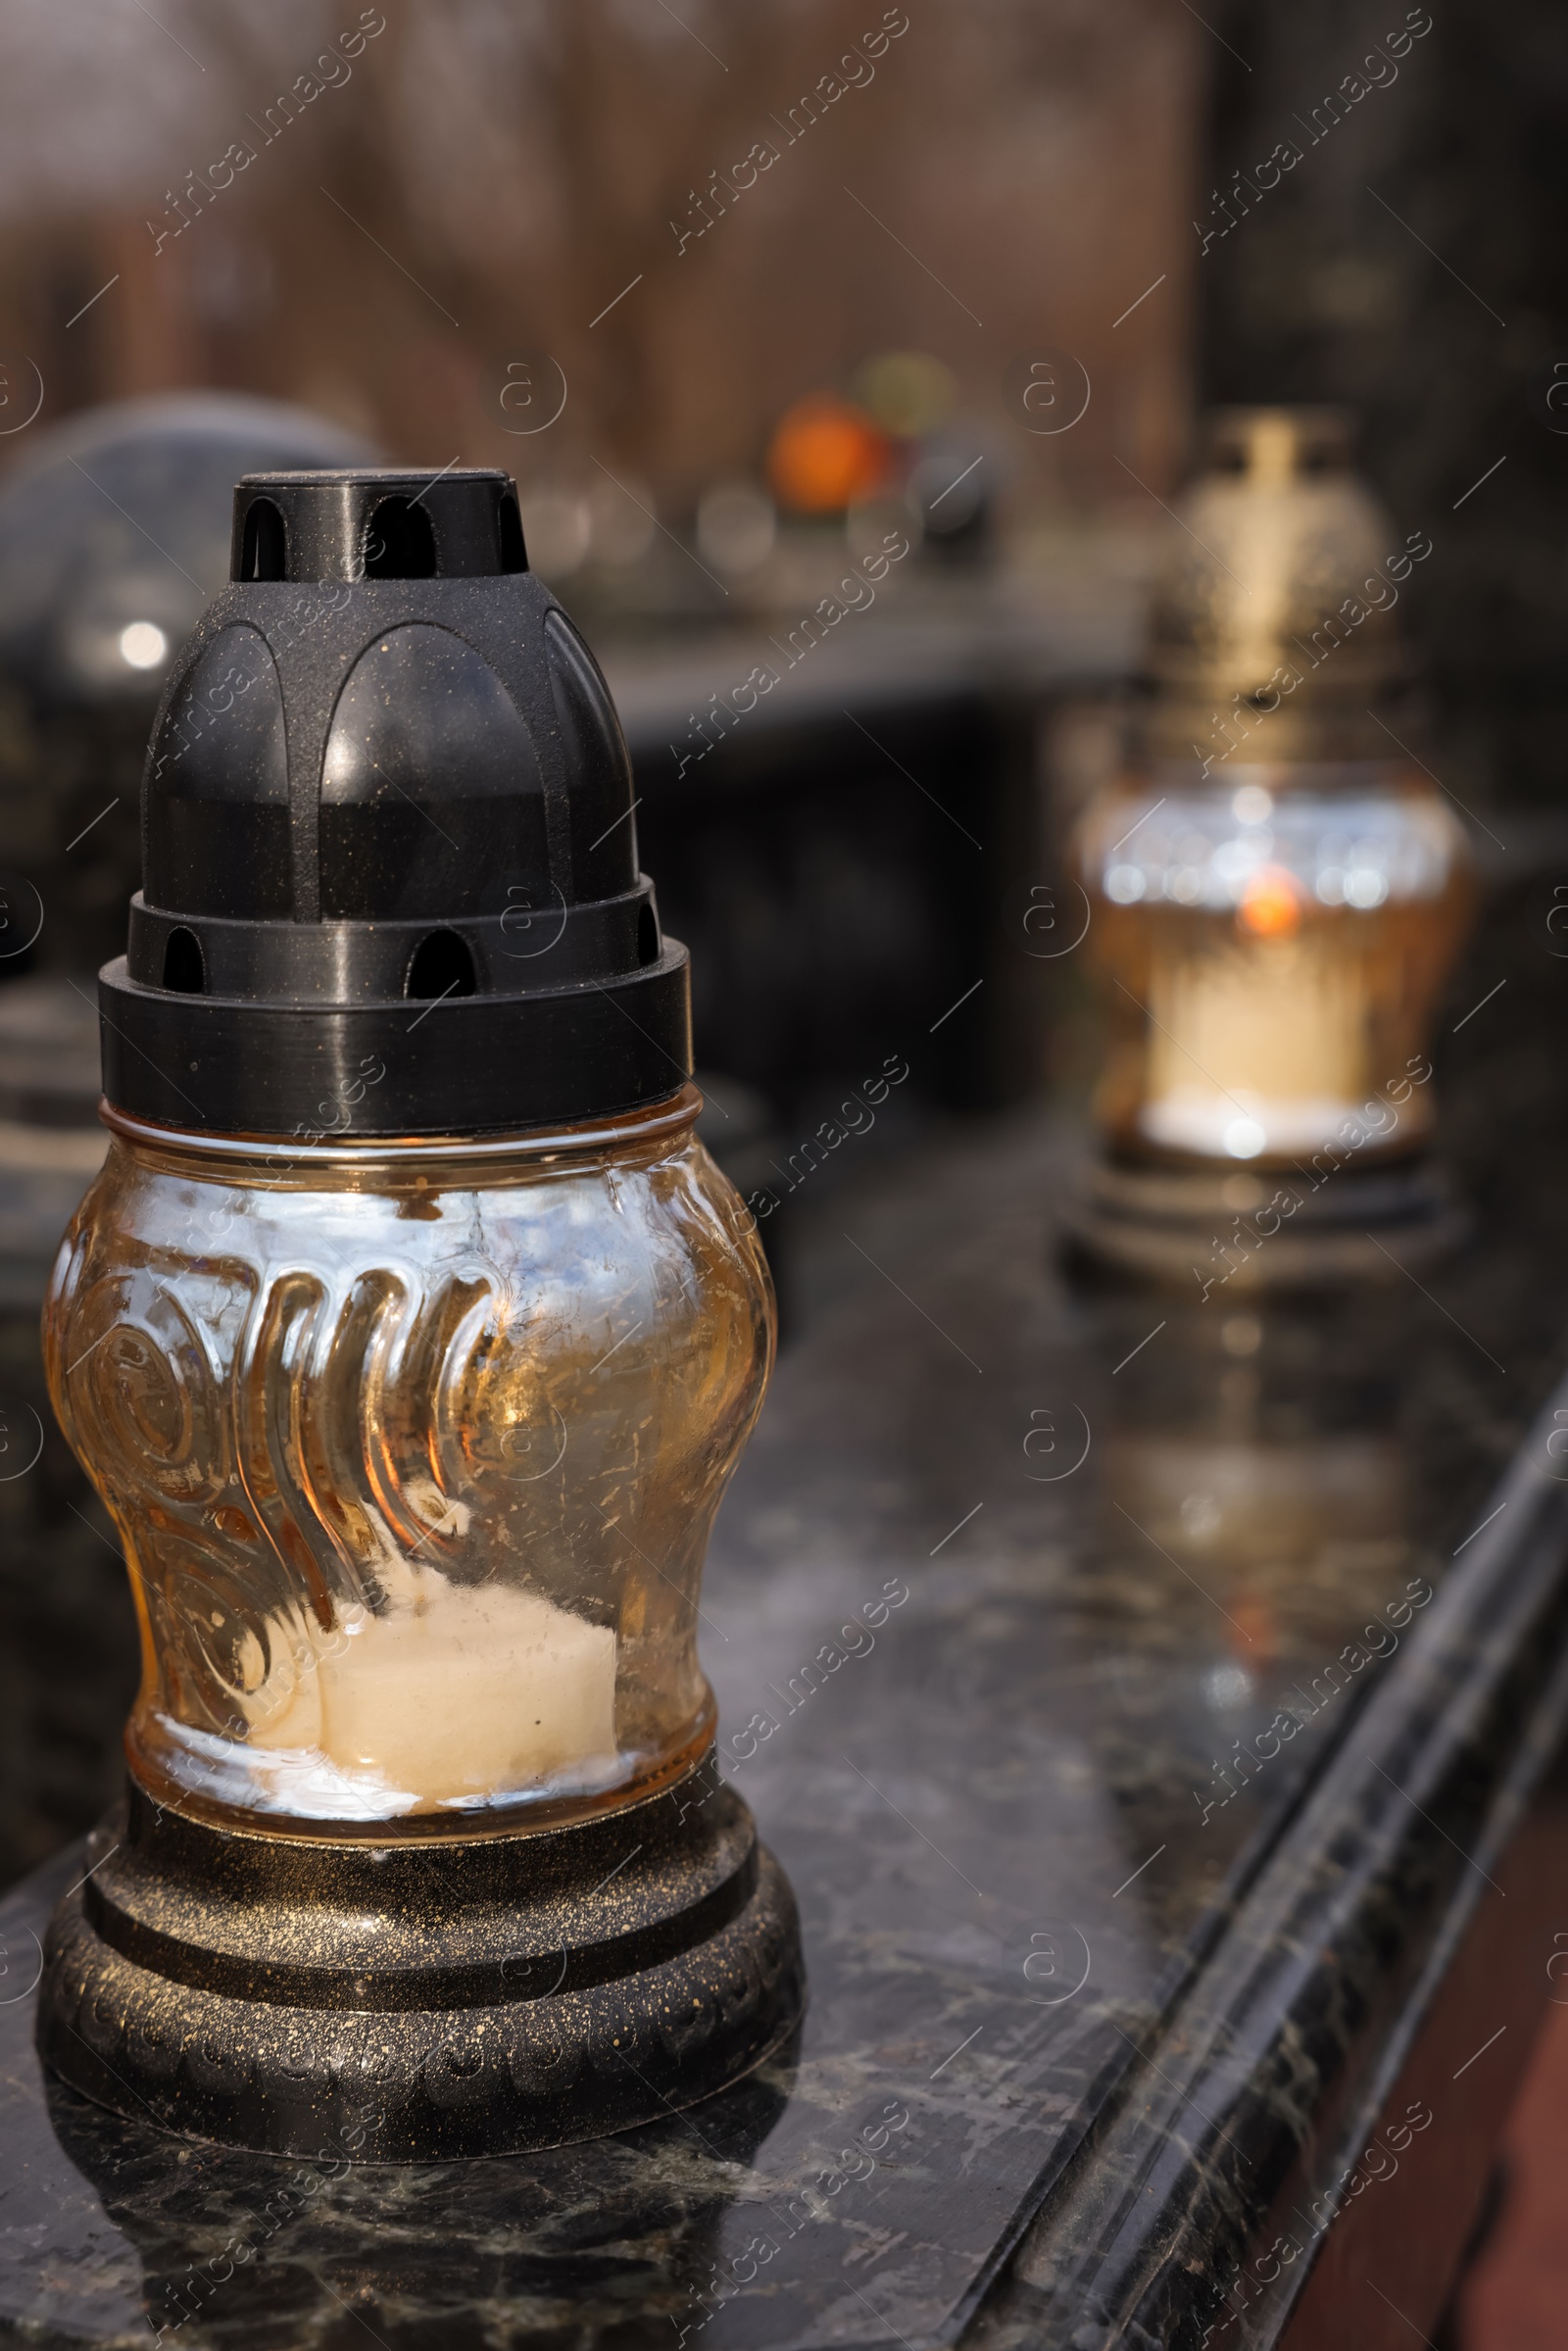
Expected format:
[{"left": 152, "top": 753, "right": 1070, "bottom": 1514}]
[{"left": 100, "top": 469, "right": 690, "bottom": 1138}]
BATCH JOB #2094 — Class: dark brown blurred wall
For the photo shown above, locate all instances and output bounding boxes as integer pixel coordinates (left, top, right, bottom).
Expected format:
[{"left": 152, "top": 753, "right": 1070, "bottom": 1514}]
[
  {"left": 0, "top": 0, "right": 1202, "bottom": 511},
  {"left": 1200, "top": 0, "right": 1568, "bottom": 804}
]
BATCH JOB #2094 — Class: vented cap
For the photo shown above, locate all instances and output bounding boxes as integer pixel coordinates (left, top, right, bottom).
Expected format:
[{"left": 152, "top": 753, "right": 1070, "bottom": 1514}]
[{"left": 99, "top": 469, "right": 689, "bottom": 1137}]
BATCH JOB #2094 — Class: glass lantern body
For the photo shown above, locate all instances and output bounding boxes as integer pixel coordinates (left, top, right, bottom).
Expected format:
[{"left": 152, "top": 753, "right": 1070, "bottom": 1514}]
[
  {"left": 43, "top": 1090, "right": 771, "bottom": 1835},
  {"left": 1077, "top": 759, "right": 1474, "bottom": 1168}
]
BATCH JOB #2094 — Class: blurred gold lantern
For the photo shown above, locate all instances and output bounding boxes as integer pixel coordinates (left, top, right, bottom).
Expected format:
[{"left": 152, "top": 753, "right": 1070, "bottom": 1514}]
[{"left": 1068, "top": 410, "right": 1474, "bottom": 1287}]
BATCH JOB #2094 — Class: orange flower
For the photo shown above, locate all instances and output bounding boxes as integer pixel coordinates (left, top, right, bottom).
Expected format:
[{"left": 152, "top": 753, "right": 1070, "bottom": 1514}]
[
  {"left": 766, "top": 397, "right": 892, "bottom": 514},
  {"left": 1237, "top": 865, "right": 1301, "bottom": 939}
]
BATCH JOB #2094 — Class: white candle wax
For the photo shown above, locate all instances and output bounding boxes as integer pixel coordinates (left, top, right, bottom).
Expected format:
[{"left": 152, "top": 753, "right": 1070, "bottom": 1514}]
[
  {"left": 1140, "top": 930, "right": 1368, "bottom": 1159},
  {"left": 239, "top": 1553, "right": 617, "bottom": 1812}
]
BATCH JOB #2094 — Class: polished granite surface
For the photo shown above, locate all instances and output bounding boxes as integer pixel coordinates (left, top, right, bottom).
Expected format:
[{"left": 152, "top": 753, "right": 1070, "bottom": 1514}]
[{"left": 4, "top": 978, "right": 1568, "bottom": 2346}]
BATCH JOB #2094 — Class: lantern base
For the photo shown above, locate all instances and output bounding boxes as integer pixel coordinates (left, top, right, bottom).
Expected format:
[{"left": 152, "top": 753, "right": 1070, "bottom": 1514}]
[
  {"left": 1062, "top": 1150, "right": 1469, "bottom": 1291},
  {"left": 35, "top": 1751, "right": 803, "bottom": 2161}
]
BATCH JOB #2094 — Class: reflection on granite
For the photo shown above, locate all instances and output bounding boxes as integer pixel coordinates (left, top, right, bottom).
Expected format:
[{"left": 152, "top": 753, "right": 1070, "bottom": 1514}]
[{"left": 2, "top": 1078, "right": 1567, "bottom": 2346}]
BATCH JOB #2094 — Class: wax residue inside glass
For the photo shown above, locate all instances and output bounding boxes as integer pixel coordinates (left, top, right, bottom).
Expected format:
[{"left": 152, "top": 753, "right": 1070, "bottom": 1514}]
[{"left": 236, "top": 1547, "right": 617, "bottom": 1813}]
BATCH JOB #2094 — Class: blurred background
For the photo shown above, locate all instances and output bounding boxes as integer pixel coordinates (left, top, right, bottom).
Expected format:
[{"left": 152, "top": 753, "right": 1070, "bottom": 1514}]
[
  {"left": 0, "top": 2, "right": 1194, "bottom": 510},
  {"left": 0, "top": 0, "right": 1559, "bottom": 767},
  {"left": 3, "top": 11, "right": 1568, "bottom": 2335},
  {"left": 0, "top": 0, "right": 1564, "bottom": 1929},
  {"left": 0, "top": 0, "right": 1558, "bottom": 1144}
]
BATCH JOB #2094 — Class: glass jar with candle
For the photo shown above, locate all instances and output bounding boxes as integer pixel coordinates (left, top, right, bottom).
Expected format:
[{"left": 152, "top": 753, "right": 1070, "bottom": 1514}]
[
  {"left": 1068, "top": 411, "right": 1474, "bottom": 1286},
  {"left": 45, "top": 1098, "right": 767, "bottom": 1833},
  {"left": 36, "top": 469, "right": 802, "bottom": 2158}
]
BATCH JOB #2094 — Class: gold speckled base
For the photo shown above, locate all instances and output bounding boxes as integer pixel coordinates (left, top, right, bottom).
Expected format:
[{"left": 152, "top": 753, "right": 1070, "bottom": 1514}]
[{"left": 36, "top": 1751, "right": 804, "bottom": 2159}]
